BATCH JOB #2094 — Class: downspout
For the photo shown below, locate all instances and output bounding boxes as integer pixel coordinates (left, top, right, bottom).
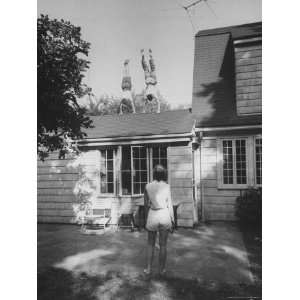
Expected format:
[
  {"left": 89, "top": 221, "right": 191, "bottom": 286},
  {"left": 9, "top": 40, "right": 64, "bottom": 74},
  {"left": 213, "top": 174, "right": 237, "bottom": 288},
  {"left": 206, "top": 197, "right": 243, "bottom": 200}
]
[
  {"left": 198, "top": 131, "right": 204, "bottom": 222},
  {"left": 191, "top": 121, "right": 199, "bottom": 225},
  {"left": 191, "top": 149, "right": 198, "bottom": 224}
]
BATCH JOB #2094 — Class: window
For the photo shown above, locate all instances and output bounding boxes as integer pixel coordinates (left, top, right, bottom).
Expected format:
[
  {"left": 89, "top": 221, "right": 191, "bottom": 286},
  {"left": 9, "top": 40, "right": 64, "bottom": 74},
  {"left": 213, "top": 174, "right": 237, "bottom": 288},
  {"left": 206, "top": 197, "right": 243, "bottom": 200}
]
[
  {"left": 218, "top": 136, "right": 262, "bottom": 188},
  {"left": 132, "top": 146, "right": 148, "bottom": 195},
  {"left": 152, "top": 146, "right": 168, "bottom": 180},
  {"left": 100, "top": 149, "right": 114, "bottom": 193},
  {"left": 222, "top": 140, "right": 234, "bottom": 184},
  {"left": 218, "top": 138, "right": 248, "bottom": 188},
  {"left": 120, "top": 145, "right": 168, "bottom": 195},
  {"left": 235, "top": 140, "right": 247, "bottom": 184},
  {"left": 121, "top": 146, "right": 132, "bottom": 195},
  {"left": 255, "top": 138, "right": 262, "bottom": 185}
]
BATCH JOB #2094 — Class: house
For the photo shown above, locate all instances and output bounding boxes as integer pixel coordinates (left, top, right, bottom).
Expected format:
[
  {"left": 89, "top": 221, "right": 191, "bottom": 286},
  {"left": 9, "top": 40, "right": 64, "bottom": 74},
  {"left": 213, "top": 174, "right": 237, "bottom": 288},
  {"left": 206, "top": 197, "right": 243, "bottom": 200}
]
[
  {"left": 192, "top": 22, "right": 262, "bottom": 220},
  {"left": 37, "top": 22, "right": 262, "bottom": 226}
]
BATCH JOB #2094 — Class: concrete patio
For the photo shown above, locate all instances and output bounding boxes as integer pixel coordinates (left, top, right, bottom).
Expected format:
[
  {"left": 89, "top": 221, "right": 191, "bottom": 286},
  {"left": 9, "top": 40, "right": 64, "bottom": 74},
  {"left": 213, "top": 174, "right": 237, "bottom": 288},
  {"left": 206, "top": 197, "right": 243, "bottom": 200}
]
[{"left": 38, "top": 223, "right": 255, "bottom": 299}]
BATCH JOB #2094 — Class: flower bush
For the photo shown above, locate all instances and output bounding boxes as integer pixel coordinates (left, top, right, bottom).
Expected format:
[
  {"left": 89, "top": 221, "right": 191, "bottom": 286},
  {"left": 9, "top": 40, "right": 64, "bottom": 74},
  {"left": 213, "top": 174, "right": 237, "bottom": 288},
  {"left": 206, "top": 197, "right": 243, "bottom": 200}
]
[{"left": 235, "top": 187, "right": 262, "bottom": 227}]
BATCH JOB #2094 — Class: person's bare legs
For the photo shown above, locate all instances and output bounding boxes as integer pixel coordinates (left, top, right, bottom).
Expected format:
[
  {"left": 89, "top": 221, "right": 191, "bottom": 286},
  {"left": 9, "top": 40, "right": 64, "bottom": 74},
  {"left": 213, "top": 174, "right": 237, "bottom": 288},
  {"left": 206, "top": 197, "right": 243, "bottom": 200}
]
[
  {"left": 146, "top": 231, "right": 157, "bottom": 274},
  {"left": 158, "top": 229, "right": 169, "bottom": 274}
]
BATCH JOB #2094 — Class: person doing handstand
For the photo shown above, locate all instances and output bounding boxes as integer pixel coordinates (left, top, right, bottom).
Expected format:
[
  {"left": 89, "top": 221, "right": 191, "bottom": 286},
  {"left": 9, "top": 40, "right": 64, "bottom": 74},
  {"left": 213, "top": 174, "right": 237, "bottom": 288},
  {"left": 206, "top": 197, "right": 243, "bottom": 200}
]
[
  {"left": 120, "top": 59, "right": 136, "bottom": 114},
  {"left": 141, "top": 49, "right": 160, "bottom": 113}
]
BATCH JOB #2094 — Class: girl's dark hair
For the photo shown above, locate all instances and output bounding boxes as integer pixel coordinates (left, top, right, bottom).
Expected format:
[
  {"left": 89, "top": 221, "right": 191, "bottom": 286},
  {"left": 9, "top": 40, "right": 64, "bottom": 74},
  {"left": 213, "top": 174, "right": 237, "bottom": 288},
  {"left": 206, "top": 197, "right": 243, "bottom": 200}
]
[{"left": 153, "top": 164, "right": 167, "bottom": 182}]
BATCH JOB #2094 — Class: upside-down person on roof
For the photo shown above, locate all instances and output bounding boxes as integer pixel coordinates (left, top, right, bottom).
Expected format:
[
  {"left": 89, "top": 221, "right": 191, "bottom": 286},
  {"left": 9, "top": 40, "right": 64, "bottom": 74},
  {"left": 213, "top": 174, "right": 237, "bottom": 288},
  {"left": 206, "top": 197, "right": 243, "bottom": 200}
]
[
  {"left": 141, "top": 49, "right": 160, "bottom": 113},
  {"left": 119, "top": 59, "right": 136, "bottom": 114}
]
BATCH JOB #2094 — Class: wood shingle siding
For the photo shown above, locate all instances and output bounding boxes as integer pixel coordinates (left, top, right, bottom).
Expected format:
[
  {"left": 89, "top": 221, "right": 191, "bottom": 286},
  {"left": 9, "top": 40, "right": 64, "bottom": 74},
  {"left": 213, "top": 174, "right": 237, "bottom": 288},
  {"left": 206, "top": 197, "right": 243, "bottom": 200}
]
[
  {"left": 168, "top": 146, "right": 194, "bottom": 227},
  {"left": 236, "top": 92, "right": 261, "bottom": 101},
  {"left": 235, "top": 42, "right": 262, "bottom": 115},
  {"left": 192, "top": 22, "right": 262, "bottom": 127},
  {"left": 200, "top": 138, "right": 238, "bottom": 221},
  {"left": 236, "top": 78, "right": 261, "bottom": 87},
  {"left": 37, "top": 151, "right": 100, "bottom": 224}
]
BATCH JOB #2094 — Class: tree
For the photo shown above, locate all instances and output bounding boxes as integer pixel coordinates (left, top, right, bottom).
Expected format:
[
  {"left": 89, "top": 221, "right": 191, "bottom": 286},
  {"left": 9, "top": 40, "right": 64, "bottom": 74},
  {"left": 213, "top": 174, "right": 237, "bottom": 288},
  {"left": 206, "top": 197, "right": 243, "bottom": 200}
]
[
  {"left": 37, "top": 15, "right": 93, "bottom": 160},
  {"left": 86, "top": 94, "right": 120, "bottom": 116},
  {"left": 85, "top": 91, "right": 171, "bottom": 116}
]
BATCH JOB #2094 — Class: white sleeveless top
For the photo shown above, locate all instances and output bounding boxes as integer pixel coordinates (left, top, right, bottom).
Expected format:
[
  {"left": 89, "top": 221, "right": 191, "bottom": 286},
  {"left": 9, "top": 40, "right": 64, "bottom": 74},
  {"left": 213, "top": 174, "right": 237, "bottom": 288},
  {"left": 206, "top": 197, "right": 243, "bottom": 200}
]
[{"left": 145, "top": 180, "right": 172, "bottom": 210}]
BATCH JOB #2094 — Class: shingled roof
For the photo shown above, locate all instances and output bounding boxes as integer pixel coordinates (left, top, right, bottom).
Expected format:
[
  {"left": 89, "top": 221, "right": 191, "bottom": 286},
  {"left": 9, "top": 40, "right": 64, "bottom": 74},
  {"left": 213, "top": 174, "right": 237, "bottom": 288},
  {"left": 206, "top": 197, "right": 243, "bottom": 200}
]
[
  {"left": 192, "top": 22, "right": 262, "bottom": 128},
  {"left": 195, "top": 22, "right": 262, "bottom": 39},
  {"left": 83, "top": 109, "right": 194, "bottom": 140}
]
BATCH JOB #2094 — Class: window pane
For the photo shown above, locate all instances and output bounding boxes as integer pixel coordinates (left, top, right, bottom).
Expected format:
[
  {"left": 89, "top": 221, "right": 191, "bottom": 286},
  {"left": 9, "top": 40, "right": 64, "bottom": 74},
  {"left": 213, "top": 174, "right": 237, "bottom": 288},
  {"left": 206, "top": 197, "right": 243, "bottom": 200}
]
[
  {"left": 140, "top": 147, "right": 147, "bottom": 158},
  {"left": 224, "top": 176, "right": 233, "bottom": 184},
  {"left": 152, "top": 146, "right": 168, "bottom": 182},
  {"left": 141, "top": 171, "right": 147, "bottom": 182},
  {"left": 121, "top": 170, "right": 131, "bottom": 194},
  {"left": 121, "top": 146, "right": 131, "bottom": 195},
  {"left": 223, "top": 170, "right": 229, "bottom": 178},
  {"left": 235, "top": 140, "right": 247, "bottom": 184},
  {"left": 133, "top": 170, "right": 141, "bottom": 182},
  {"left": 133, "top": 183, "right": 140, "bottom": 195},
  {"left": 107, "top": 160, "right": 113, "bottom": 171},
  {"left": 152, "top": 147, "right": 159, "bottom": 158},
  {"left": 160, "top": 147, "right": 167, "bottom": 157},
  {"left": 132, "top": 147, "right": 139, "bottom": 158},
  {"left": 255, "top": 138, "right": 262, "bottom": 185},
  {"left": 160, "top": 159, "right": 168, "bottom": 169},
  {"left": 107, "top": 149, "right": 113, "bottom": 159},
  {"left": 223, "top": 140, "right": 233, "bottom": 184},
  {"left": 140, "top": 158, "right": 147, "bottom": 170},
  {"left": 153, "top": 159, "right": 159, "bottom": 168},
  {"left": 223, "top": 140, "right": 232, "bottom": 148},
  {"left": 141, "top": 182, "right": 147, "bottom": 194},
  {"left": 107, "top": 171, "right": 113, "bottom": 182},
  {"left": 107, "top": 183, "right": 114, "bottom": 193},
  {"left": 122, "top": 147, "right": 131, "bottom": 170},
  {"left": 133, "top": 158, "right": 139, "bottom": 170},
  {"left": 100, "top": 149, "right": 115, "bottom": 194}
]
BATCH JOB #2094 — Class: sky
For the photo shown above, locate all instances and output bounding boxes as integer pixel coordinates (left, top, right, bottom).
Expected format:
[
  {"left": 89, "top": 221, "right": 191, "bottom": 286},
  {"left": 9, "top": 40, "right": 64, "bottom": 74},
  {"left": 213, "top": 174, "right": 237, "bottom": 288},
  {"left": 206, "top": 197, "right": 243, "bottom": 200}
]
[{"left": 38, "top": 0, "right": 261, "bottom": 108}]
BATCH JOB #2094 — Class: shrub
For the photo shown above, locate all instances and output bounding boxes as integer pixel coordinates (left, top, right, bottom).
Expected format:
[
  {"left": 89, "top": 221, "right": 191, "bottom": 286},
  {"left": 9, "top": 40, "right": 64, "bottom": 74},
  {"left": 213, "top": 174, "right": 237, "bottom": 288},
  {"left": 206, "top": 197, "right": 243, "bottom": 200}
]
[{"left": 235, "top": 188, "right": 262, "bottom": 227}]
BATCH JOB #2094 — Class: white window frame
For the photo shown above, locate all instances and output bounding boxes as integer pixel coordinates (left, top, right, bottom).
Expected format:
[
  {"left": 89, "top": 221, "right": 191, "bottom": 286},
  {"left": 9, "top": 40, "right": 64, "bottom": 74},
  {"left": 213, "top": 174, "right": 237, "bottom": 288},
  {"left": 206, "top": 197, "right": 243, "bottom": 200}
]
[
  {"left": 99, "top": 148, "right": 116, "bottom": 195},
  {"left": 217, "top": 137, "right": 251, "bottom": 189}
]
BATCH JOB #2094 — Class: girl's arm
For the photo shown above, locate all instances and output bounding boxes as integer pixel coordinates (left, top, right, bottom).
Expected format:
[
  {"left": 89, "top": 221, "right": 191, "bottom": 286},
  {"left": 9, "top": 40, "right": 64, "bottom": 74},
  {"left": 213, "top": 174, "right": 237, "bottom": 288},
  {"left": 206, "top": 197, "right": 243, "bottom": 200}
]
[
  {"left": 167, "top": 186, "right": 174, "bottom": 223},
  {"left": 144, "top": 188, "right": 150, "bottom": 222}
]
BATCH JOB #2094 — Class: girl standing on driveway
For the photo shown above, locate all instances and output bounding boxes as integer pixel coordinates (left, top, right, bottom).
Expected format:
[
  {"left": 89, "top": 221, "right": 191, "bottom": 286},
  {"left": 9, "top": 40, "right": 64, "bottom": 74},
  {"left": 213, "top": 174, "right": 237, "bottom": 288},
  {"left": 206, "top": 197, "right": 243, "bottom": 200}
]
[{"left": 144, "top": 165, "right": 174, "bottom": 275}]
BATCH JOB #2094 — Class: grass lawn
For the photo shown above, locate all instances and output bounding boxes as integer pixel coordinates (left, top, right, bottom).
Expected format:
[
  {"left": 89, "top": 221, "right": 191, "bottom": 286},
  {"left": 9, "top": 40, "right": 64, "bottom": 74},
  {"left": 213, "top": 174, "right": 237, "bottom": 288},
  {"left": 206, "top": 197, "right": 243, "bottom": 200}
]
[
  {"left": 240, "top": 225, "right": 262, "bottom": 286},
  {"left": 38, "top": 223, "right": 262, "bottom": 300}
]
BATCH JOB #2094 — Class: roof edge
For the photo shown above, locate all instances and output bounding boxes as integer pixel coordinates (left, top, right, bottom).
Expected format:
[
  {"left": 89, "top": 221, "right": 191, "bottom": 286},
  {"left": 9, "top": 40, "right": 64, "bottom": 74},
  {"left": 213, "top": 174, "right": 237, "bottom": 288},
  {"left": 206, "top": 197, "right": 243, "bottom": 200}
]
[
  {"left": 79, "top": 132, "right": 193, "bottom": 143},
  {"left": 195, "top": 21, "right": 262, "bottom": 38}
]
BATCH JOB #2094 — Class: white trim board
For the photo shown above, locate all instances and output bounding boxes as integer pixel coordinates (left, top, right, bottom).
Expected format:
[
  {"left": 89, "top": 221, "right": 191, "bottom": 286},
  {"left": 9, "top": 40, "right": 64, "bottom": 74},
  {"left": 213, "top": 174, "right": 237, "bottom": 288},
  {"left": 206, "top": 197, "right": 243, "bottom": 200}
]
[
  {"left": 196, "top": 124, "right": 261, "bottom": 132},
  {"left": 78, "top": 132, "right": 191, "bottom": 143},
  {"left": 79, "top": 137, "right": 191, "bottom": 147}
]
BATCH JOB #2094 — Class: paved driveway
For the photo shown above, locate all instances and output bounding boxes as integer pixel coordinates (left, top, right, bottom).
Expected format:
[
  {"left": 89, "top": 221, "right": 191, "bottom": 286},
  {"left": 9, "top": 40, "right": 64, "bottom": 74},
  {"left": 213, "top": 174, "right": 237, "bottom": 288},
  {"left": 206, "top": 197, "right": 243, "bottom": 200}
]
[{"left": 38, "top": 223, "right": 254, "bottom": 299}]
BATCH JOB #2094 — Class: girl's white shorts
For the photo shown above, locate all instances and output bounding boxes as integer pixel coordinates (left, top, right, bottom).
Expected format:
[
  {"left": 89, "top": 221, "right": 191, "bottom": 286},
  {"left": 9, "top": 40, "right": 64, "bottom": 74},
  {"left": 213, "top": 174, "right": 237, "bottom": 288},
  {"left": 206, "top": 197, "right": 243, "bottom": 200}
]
[{"left": 146, "top": 208, "right": 172, "bottom": 231}]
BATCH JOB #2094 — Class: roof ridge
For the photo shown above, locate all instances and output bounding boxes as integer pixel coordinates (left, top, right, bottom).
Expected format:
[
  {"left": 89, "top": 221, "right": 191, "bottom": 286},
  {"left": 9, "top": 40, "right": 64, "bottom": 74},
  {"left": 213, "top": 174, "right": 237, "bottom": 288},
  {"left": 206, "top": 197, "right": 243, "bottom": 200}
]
[{"left": 90, "top": 109, "right": 191, "bottom": 120}]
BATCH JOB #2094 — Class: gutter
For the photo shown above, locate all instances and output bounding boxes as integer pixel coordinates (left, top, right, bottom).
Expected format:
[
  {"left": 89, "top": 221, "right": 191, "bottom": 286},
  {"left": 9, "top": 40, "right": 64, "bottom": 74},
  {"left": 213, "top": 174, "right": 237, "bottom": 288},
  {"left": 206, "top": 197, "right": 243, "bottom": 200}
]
[
  {"left": 195, "top": 124, "right": 261, "bottom": 132},
  {"left": 234, "top": 36, "right": 262, "bottom": 45},
  {"left": 78, "top": 132, "right": 192, "bottom": 143},
  {"left": 78, "top": 133, "right": 192, "bottom": 147}
]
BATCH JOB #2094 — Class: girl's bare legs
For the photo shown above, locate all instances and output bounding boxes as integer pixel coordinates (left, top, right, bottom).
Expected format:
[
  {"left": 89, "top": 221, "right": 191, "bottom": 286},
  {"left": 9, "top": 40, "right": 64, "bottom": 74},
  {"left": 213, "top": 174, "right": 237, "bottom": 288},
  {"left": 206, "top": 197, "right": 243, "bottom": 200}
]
[
  {"left": 146, "top": 231, "right": 157, "bottom": 273},
  {"left": 158, "top": 229, "right": 169, "bottom": 274}
]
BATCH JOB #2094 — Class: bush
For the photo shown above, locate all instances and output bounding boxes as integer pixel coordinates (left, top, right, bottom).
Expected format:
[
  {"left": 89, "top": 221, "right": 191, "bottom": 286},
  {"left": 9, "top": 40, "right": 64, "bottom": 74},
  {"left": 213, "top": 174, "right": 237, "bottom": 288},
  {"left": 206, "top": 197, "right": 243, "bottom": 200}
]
[{"left": 235, "top": 188, "right": 262, "bottom": 227}]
